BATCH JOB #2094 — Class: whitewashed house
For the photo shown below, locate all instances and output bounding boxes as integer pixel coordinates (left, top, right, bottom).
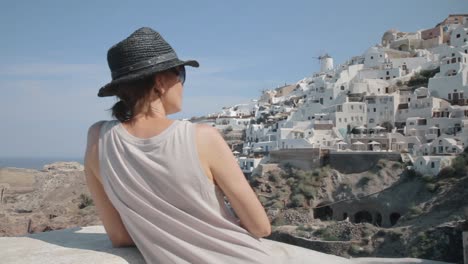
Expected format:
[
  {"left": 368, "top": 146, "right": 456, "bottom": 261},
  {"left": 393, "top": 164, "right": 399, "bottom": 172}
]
[{"left": 413, "top": 156, "right": 456, "bottom": 176}]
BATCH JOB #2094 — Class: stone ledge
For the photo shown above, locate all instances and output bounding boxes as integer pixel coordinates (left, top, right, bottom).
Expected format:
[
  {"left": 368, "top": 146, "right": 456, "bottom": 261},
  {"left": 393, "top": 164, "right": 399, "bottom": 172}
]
[
  {"left": 0, "top": 225, "right": 455, "bottom": 264},
  {"left": 0, "top": 225, "right": 144, "bottom": 264}
]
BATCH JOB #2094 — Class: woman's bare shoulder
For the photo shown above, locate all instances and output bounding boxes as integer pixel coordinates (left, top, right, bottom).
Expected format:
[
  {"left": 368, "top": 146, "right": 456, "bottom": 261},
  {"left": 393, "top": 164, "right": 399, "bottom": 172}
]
[
  {"left": 87, "top": 120, "right": 108, "bottom": 143},
  {"left": 193, "top": 123, "right": 226, "bottom": 147},
  {"left": 85, "top": 120, "right": 108, "bottom": 178}
]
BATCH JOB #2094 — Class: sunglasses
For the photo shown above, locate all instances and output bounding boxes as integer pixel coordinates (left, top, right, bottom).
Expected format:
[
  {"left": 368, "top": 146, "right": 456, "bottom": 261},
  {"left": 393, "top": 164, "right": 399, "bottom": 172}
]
[{"left": 171, "top": 66, "right": 186, "bottom": 85}]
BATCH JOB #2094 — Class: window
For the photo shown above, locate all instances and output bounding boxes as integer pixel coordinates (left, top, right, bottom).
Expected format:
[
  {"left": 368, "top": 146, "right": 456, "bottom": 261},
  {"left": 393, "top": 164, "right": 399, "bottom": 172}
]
[
  {"left": 431, "top": 162, "right": 435, "bottom": 168},
  {"left": 341, "top": 85, "right": 345, "bottom": 90},
  {"left": 360, "top": 116, "right": 363, "bottom": 121},
  {"left": 369, "top": 118, "right": 375, "bottom": 123},
  {"left": 371, "top": 56, "right": 374, "bottom": 59},
  {"left": 339, "top": 118, "right": 342, "bottom": 122},
  {"left": 351, "top": 105, "right": 354, "bottom": 110},
  {"left": 386, "top": 71, "right": 390, "bottom": 75},
  {"left": 359, "top": 105, "right": 362, "bottom": 110},
  {"left": 373, "top": 108, "right": 376, "bottom": 112},
  {"left": 456, "top": 34, "right": 461, "bottom": 38},
  {"left": 344, "top": 118, "right": 347, "bottom": 122},
  {"left": 351, "top": 117, "right": 354, "bottom": 121}
]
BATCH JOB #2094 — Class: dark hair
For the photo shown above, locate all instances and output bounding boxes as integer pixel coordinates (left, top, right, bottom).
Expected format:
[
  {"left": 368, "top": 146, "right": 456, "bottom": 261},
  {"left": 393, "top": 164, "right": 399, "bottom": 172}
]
[{"left": 110, "top": 73, "right": 162, "bottom": 122}]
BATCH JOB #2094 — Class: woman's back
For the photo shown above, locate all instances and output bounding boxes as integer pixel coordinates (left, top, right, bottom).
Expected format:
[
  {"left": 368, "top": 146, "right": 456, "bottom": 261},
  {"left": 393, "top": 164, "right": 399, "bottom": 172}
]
[{"left": 98, "top": 119, "right": 274, "bottom": 264}]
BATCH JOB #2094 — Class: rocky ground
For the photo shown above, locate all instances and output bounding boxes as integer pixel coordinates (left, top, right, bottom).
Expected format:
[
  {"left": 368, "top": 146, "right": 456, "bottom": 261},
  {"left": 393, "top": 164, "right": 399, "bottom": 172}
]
[
  {"left": 252, "top": 161, "right": 467, "bottom": 263},
  {"left": 0, "top": 162, "right": 100, "bottom": 236}
]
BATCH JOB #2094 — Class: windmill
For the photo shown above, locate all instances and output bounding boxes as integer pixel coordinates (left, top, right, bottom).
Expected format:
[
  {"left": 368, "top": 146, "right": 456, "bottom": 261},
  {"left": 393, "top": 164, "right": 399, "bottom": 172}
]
[{"left": 312, "top": 52, "right": 333, "bottom": 73}]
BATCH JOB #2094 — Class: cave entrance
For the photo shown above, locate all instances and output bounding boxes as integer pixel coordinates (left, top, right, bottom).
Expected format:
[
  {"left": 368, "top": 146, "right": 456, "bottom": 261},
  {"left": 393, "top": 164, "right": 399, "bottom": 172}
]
[
  {"left": 343, "top": 212, "right": 348, "bottom": 220},
  {"left": 314, "top": 203, "right": 333, "bottom": 221},
  {"left": 374, "top": 212, "right": 382, "bottom": 227},
  {"left": 390, "top": 212, "right": 401, "bottom": 226},
  {"left": 355, "top": 210, "right": 373, "bottom": 224}
]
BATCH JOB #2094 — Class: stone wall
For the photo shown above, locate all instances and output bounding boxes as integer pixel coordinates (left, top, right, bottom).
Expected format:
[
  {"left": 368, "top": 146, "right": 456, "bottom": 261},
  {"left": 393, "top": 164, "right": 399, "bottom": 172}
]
[
  {"left": 328, "top": 151, "right": 401, "bottom": 174},
  {"left": 269, "top": 148, "right": 321, "bottom": 170}
]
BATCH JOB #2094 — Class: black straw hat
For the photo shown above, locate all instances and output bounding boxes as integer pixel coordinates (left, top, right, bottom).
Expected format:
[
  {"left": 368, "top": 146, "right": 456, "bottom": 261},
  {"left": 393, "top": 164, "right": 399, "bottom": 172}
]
[{"left": 98, "top": 27, "right": 199, "bottom": 97}]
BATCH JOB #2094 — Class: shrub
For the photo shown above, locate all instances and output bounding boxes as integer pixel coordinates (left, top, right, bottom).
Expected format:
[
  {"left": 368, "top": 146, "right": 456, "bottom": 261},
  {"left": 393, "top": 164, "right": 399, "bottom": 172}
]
[
  {"left": 349, "top": 244, "right": 363, "bottom": 255},
  {"left": 421, "top": 175, "right": 435, "bottom": 183},
  {"left": 407, "top": 67, "right": 439, "bottom": 87},
  {"left": 297, "top": 224, "right": 314, "bottom": 232},
  {"left": 291, "top": 194, "right": 305, "bottom": 207},
  {"left": 272, "top": 215, "right": 287, "bottom": 226},
  {"left": 286, "top": 177, "right": 295, "bottom": 186},
  {"left": 409, "top": 205, "right": 423, "bottom": 217},
  {"left": 258, "top": 196, "right": 268, "bottom": 205},
  {"left": 271, "top": 200, "right": 284, "bottom": 209},
  {"left": 391, "top": 162, "right": 402, "bottom": 170},
  {"left": 405, "top": 168, "right": 423, "bottom": 179},
  {"left": 300, "top": 185, "right": 316, "bottom": 199},
  {"left": 268, "top": 171, "right": 282, "bottom": 182},
  {"left": 377, "top": 160, "right": 387, "bottom": 168},
  {"left": 78, "top": 193, "right": 94, "bottom": 209},
  {"left": 357, "top": 176, "right": 372, "bottom": 187},
  {"left": 425, "top": 183, "right": 437, "bottom": 193},
  {"left": 315, "top": 228, "right": 340, "bottom": 241}
]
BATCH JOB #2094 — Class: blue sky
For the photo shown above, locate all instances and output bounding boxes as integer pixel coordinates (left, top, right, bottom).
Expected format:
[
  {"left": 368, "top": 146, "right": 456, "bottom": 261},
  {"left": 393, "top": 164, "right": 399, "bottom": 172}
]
[{"left": 1, "top": 0, "right": 467, "bottom": 158}]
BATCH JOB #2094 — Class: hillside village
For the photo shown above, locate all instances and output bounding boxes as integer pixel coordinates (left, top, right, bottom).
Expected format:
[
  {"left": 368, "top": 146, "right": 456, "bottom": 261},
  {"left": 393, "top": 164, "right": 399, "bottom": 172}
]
[
  {"left": 190, "top": 14, "right": 468, "bottom": 179},
  {"left": 1, "top": 14, "right": 468, "bottom": 263}
]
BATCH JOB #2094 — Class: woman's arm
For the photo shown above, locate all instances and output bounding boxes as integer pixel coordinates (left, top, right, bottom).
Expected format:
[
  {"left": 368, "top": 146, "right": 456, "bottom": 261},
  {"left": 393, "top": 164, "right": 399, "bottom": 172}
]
[
  {"left": 196, "top": 124, "right": 271, "bottom": 238},
  {"left": 84, "top": 121, "right": 135, "bottom": 247}
]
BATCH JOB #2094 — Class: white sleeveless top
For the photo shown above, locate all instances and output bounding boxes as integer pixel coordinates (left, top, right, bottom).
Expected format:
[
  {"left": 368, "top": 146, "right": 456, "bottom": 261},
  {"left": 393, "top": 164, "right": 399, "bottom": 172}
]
[
  {"left": 98, "top": 119, "right": 277, "bottom": 263},
  {"left": 98, "top": 119, "right": 355, "bottom": 264}
]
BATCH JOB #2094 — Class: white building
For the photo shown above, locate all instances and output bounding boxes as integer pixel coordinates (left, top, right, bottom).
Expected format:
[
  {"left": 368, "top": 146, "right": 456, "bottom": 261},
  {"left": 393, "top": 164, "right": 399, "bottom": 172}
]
[
  {"left": 365, "top": 94, "right": 399, "bottom": 127},
  {"left": 413, "top": 156, "right": 456, "bottom": 176},
  {"left": 330, "top": 101, "right": 367, "bottom": 133}
]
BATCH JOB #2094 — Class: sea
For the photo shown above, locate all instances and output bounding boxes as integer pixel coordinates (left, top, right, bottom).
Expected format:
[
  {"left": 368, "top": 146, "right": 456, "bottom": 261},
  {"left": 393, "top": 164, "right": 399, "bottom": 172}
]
[{"left": 0, "top": 157, "right": 84, "bottom": 170}]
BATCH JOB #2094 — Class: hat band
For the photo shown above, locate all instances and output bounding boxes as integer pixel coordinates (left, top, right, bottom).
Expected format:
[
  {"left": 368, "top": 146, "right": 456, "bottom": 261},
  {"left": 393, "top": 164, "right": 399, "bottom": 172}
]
[{"left": 111, "top": 52, "right": 178, "bottom": 79}]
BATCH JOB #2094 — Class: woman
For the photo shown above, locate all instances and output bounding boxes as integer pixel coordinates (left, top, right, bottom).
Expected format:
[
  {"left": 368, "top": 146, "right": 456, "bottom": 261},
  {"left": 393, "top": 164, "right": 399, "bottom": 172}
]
[
  {"left": 84, "top": 27, "right": 280, "bottom": 264},
  {"left": 84, "top": 27, "right": 433, "bottom": 264}
]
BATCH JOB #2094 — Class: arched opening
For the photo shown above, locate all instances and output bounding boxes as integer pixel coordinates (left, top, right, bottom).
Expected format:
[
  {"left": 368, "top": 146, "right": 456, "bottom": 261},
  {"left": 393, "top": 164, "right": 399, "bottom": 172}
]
[
  {"left": 343, "top": 212, "right": 348, "bottom": 220},
  {"left": 374, "top": 212, "right": 382, "bottom": 227},
  {"left": 398, "top": 44, "right": 409, "bottom": 51},
  {"left": 314, "top": 203, "right": 333, "bottom": 221},
  {"left": 390, "top": 212, "right": 401, "bottom": 226},
  {"left": 355, "top": 210, "right": 373, "bottom": 224}
]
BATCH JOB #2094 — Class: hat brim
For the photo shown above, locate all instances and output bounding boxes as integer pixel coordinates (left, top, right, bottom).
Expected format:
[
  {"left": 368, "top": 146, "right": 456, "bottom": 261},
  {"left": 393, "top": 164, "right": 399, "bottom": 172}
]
[{"left": 98, "top": 58, "right": 199, "bottom": 97}]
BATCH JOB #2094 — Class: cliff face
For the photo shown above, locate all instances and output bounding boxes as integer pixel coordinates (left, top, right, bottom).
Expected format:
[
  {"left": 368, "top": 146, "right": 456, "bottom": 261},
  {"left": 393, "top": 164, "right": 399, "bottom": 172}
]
[
  {"left": 0, "top": 162, "right": 101, "bottom": 236},
  {"left": 252, "top": 161, "right": 468, "bottom": 263}
]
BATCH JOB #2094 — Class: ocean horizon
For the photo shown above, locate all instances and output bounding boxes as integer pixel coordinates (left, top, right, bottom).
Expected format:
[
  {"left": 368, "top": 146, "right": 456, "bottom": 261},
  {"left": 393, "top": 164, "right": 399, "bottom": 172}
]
[{"left": 0, "top": 157, "right": 84, "bottom": 170}]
